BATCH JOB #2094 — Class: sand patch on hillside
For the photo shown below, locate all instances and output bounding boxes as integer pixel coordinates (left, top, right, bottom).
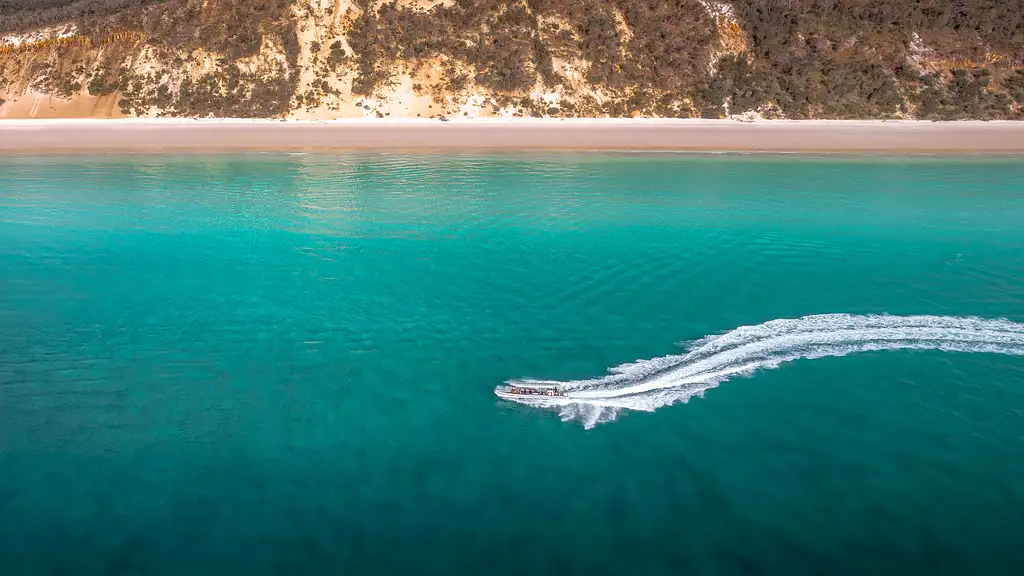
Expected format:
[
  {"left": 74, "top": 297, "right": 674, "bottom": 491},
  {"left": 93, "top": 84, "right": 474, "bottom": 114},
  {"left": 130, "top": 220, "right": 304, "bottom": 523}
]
[{"left": 0, "top": 91, "right": 124, "bottom": 119}]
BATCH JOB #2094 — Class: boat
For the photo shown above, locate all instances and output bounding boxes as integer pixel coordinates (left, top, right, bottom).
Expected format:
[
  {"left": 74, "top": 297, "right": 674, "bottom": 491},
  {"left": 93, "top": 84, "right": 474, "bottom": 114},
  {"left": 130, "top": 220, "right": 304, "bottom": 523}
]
[{"left": 494, "top": 383, "right": 568, "bottom": 400}]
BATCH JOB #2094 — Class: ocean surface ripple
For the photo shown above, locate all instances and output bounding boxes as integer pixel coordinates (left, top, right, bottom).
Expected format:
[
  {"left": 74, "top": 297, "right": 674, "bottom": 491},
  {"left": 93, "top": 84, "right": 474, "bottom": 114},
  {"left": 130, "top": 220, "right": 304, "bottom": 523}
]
[{"left": 503, "top": 314, "right": 1024, "bottom": 428}]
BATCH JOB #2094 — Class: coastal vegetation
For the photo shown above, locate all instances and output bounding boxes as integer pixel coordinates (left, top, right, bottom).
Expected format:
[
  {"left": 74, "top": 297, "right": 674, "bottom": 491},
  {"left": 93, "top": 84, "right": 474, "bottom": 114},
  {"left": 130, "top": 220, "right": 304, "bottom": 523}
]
[{"left": 0, "top": 0, "right": 1022, "bottom": 119}]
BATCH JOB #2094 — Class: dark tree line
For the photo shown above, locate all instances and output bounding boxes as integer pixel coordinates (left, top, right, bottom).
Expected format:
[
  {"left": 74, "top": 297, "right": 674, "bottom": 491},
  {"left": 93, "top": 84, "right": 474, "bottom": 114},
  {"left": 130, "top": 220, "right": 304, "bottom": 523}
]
[{"left": 0, "top": 0, "right": 161, "bottom": 35}]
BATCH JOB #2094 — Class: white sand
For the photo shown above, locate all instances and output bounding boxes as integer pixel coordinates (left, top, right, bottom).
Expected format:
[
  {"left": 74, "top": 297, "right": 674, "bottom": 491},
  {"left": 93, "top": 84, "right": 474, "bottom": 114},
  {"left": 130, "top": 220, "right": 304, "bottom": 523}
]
[{"left": 1, "top": 118, "right": 1023, "bottom": 153}]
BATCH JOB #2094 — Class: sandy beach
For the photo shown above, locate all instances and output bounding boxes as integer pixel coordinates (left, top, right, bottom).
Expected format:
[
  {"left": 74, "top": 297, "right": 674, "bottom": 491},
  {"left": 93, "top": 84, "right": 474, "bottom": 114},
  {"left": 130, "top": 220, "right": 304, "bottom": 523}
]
[{"left": 1, "top": 118, "right": 1022, "bottom": 153}]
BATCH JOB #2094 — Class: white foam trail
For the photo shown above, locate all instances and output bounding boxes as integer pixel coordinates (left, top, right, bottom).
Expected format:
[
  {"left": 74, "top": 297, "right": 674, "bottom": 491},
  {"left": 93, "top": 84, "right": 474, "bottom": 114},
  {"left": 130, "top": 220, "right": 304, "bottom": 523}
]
[{"left": 502, "top": 314, "right": 1024, "bottom": 428}]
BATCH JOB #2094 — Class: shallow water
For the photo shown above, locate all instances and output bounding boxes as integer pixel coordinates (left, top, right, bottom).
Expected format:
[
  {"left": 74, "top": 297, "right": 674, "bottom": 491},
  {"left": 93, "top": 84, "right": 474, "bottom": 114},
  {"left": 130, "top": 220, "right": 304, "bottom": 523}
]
[{"left": 2, "top": 153, "right": 1024, "bottom": 574}]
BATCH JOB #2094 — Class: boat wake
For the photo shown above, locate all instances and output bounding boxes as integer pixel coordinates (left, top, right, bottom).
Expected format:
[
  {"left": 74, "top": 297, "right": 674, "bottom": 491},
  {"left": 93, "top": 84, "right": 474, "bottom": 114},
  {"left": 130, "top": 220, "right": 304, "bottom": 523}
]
[{"left": 501, "top": 314, "right": 1024, "bottom": 429}]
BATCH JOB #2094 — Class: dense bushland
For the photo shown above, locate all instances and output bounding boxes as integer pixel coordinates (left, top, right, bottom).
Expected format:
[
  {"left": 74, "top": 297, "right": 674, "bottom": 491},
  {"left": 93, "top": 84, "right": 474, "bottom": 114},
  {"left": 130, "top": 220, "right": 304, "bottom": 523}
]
[
  {"left": 1, "top": 0, "right": 1022, "bottom": 118},
  {"left": 718, "top": 0, "right": 1024, "bottom": 118},
  {"left": 5, "top": 0, "right": 302, "bottom": 117}
]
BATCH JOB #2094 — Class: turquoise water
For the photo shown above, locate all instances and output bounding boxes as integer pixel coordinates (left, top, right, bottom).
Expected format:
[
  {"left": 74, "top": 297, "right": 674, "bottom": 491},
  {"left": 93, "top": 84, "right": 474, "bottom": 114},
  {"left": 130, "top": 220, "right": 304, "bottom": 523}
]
[{"left": 2, "top": 153, "right": 1024, "bottom": 574}]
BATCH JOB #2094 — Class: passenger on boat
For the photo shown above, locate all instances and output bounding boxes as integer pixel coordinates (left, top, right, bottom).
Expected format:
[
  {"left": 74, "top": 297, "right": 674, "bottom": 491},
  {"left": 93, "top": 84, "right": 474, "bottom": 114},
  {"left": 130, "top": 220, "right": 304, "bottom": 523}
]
[{"left": 507, "top": 385, "right": 563, "bottom": 396}]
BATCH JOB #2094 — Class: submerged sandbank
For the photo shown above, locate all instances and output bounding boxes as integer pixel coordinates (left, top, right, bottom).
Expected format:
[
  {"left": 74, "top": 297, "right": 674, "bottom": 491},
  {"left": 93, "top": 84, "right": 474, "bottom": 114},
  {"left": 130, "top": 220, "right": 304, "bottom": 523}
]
[{"left": 1, "top": 118, "right": 1023, "bottom": 153}]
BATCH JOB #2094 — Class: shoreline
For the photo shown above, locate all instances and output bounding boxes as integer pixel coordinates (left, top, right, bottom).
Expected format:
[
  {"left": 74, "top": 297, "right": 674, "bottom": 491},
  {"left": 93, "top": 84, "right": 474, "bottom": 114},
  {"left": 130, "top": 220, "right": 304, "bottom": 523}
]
[{"left": 2, "top": 118, "right": 1023, "bottom": 153}]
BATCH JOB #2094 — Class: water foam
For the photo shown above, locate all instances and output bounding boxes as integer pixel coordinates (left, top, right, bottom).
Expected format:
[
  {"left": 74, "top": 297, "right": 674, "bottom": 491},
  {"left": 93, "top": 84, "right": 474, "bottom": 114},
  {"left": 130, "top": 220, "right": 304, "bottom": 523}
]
[{"left": 501, "top": 314, "right": 1024, "bottom": 429}]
